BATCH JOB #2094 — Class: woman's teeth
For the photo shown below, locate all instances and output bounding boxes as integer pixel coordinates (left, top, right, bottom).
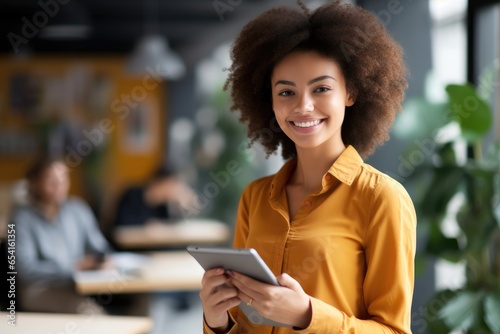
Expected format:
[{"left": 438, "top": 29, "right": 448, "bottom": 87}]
[{"left": 293, "top": 119, "right": 321, "bottom": 128}]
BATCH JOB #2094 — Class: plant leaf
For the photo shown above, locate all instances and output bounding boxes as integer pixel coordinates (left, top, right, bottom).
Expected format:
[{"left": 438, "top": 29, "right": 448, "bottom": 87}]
[
  {"left": 425, "top": 221, "right": 461, "bottom": 262},
  {"left": 493, "top": 171, "right": 500, "bottom": 229},
  {"left": 424, "top": 289, "right": 455, "bottom": 334},
  {"left": 436, "top": 142, "right": 457, "bottom": 166},
  {"left": 484, "top": 291, "right": 500, "bottom": 333},
  {"left": 445, "top": 84, "right": 492, "bottom": 142},
  {"left": 419, "top": 166, "right": 464, "bottom": 218},
  {"left": 393, "top": 97, "right": 448, "bottom": 141},
  {"left": 458, "top": 167, "right": 499, "bottom": 256},
  {"left": 439, "top": 290, "right": 484, "bottom": 331}
]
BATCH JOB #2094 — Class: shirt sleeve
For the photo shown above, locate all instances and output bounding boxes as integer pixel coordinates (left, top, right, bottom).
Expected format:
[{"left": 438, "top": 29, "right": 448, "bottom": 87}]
[
  {"left": 203, "top": 312, "right": 239, "bottom": 334},
  {"left": 294, "top": 178, "right": 417, "bottom": 334},
  {"left": 72, "top": 198, "right": 112, "bottom": 255}
]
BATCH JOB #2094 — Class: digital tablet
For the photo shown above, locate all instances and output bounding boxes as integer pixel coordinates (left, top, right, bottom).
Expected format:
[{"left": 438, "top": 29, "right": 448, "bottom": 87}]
[{"left": 186, "top": 245, "right": 292, "bottom": 328}]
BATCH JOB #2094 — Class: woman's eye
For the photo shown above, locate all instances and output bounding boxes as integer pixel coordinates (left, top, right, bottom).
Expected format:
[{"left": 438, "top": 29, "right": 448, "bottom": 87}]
[
  {"left": 314, "top": 86, "right": 331, "bottom": 93},
  {"left": 278, "top": 90, "right": 294, "bottom": 96}
]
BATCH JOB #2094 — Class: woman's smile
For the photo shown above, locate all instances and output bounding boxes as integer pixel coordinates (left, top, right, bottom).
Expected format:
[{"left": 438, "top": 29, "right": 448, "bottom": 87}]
[{"left": 289, "top": 118, "right": 326, "bottom": 133}]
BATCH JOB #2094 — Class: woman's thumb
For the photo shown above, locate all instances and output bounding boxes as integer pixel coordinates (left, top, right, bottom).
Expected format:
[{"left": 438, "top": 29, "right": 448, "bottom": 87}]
[{"left": 277, "top": 273, "right": 301, "bottom": 291}]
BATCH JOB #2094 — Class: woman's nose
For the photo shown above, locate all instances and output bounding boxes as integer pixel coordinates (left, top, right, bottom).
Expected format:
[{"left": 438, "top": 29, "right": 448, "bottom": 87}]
[{"left": 294, "top": 93, "right": 314, "bottom": 113}]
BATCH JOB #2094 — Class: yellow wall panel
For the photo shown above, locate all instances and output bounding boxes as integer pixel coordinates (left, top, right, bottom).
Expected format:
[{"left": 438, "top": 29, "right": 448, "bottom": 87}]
[{"left": 0, "top": 56, "right": 166, "bottom": 229}]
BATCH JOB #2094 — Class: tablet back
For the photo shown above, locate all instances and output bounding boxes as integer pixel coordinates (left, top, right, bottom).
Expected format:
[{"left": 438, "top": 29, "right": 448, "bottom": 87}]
[
  {"left": 186, "top": 246, "right": 278, "bottom": 285},
  {"left": 187, "top": 245, "right": 292, "bottom": 328}
]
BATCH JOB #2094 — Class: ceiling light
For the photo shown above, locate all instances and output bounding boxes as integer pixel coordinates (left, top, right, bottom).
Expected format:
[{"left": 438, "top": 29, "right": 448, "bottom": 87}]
[
  {"left": 39, "top": 2, "right": 92, "bottom": 40},
  {"left": 126, "top": 35, "right": 185, "bottom": 80},
  {"left": 125, "top": 0, "right": 185, "bottom": 80}
]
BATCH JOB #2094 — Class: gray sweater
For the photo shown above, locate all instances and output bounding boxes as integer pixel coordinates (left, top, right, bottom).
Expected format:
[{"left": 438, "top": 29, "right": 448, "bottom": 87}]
[{"left": 12, "top": 197, "right": 111, "bottom": 287}]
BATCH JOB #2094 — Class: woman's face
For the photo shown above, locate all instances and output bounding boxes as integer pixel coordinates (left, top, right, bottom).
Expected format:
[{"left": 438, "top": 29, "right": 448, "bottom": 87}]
[
  {"left": 32, "top": 162, "right": 70, "bottom": 204},
  {"left": 271, "top": 51, "right": 354, "bottom": 153}
]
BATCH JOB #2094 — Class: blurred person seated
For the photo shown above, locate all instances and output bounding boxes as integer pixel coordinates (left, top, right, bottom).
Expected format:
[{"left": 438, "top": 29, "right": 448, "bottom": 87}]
[
  {"left": 115, "top": 165, "right": 197, "bottom": 227},
  {"left": 12, "top": 157, "right": 111, "bottom": 314},
  {"left": 114, "top": 165, "right": 198, "bottom": 312}
]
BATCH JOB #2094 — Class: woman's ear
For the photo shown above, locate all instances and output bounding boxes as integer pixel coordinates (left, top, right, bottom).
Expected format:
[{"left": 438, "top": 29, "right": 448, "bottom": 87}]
[{"left": 346, "top": 90, "right": 356, "bottom": 107}]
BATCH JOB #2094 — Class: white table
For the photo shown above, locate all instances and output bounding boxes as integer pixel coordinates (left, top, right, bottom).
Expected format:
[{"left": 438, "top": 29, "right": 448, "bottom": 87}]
[
  {"left": 74, "top": 251, "right": 204, "bottom": 295},
  {"left": 0, "top": 312, "right": 152, "bottom": 334},
  {"left": 113, "top": 218, "right": 231, "bottom": 249}
]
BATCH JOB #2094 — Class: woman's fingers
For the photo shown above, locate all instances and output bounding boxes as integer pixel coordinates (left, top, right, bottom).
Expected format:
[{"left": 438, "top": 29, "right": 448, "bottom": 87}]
[
  {"left": 228, "top": 271, "right": 267, "bottom": 298},
  {"left": 210, "top": 293, "right": 241, "bottom": 312},
  {"left": 201, "top": 268, "right": 225, "bottom": 286},
  {"left": 210, "top": 284, "right": 238, "bottom": 303},
  {"left": 205, "top": 270, "right": 311, "bottom": 328},
  {"left": 234, "top": 288, "right": 251, "bottom": 305},
  {"left": 201, "top": 269, "right": 240, "bottom": 307},
  {"left": 200, "top": 269, "right": 229, "bottom": 297},
  {"left": 202, "top": 269, "right": 282, "bottom": 311},
  {"left": 227, "top": 271, "right": 277, "bottom": 313},
  {"left": 230, "top": 277, "right": 257, "bottom": 299},
  {"left": 200, "top": 268, "right": 239, "bottom": 329},
  {"left": 277, "top": 273, "right": 303, "bottom": 292}
]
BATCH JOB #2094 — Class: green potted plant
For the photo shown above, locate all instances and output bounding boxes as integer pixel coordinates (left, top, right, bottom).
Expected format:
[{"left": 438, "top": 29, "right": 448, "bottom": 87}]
[
  {"left": 190, "top": 86, "right": 264, "bottom": 226},
  {"left": 394, "top": 81, "right": 500, "bottom": 333}
]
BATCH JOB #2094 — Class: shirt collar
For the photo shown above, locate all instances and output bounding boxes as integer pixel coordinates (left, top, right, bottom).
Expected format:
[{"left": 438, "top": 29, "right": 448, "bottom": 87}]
[
  {"left": 270, "top": 145, "right": 364, "bottom": 198},
  {"left": 27, "top": 200, "right": 66, "bottom": 224},
  {"left": 327, "top": 145, "right": 364, "bottom": 185}
]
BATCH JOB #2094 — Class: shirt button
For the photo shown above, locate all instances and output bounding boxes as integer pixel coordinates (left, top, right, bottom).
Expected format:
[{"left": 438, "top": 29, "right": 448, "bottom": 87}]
[
  {"left": 325, "top": 174, "right": 332, "bottom": 181},
  {"left": 305, "top": 200, "right": 312, "bottom": 207}
]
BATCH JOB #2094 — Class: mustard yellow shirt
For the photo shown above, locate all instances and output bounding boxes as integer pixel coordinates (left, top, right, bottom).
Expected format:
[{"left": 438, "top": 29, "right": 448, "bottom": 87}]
[{"left": 204, "top": 145, "right": 416, "bottom": 334}]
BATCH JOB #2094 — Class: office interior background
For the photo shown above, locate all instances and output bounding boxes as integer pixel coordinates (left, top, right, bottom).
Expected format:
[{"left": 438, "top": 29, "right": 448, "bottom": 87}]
[{"left": 0, "top": 0, "right": 499, "bottom": 333}]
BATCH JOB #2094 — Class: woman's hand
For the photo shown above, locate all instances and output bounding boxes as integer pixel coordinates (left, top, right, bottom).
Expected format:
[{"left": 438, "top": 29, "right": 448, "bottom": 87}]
[
  {"left": 200, "top": 268, "right": 241, "bottom": 331},
  {"left": 228, "top": 271, "right": 312, "bottom": 329}
]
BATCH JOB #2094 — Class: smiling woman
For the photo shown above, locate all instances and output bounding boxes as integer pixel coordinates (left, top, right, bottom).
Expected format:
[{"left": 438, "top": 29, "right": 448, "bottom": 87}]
[
  {"left": 225, "top": 1, "right": 407, "bottom": 160},
  {"left": 199, "top": 1, "right": 416, "bottom": 334},
  {"left": 272, "top": 51, "right": 354, "bottom": 158}
]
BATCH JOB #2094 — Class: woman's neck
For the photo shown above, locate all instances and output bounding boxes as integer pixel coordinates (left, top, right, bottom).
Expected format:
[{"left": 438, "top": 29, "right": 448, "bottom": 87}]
[{"left": 292, "top": 143, "right": 346, "bottom": 193}]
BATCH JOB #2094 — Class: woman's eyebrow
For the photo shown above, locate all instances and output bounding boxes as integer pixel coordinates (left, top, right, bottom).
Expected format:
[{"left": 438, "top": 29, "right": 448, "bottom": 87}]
[
  {"left": 274, "top": 80, "right": 295, "bottom": 87},
  {"left": 274, "top": 75, "right": 336, "bottom": 87},
  {"left": 308, "top": 75, "right": 336, "bottom": 85}
]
